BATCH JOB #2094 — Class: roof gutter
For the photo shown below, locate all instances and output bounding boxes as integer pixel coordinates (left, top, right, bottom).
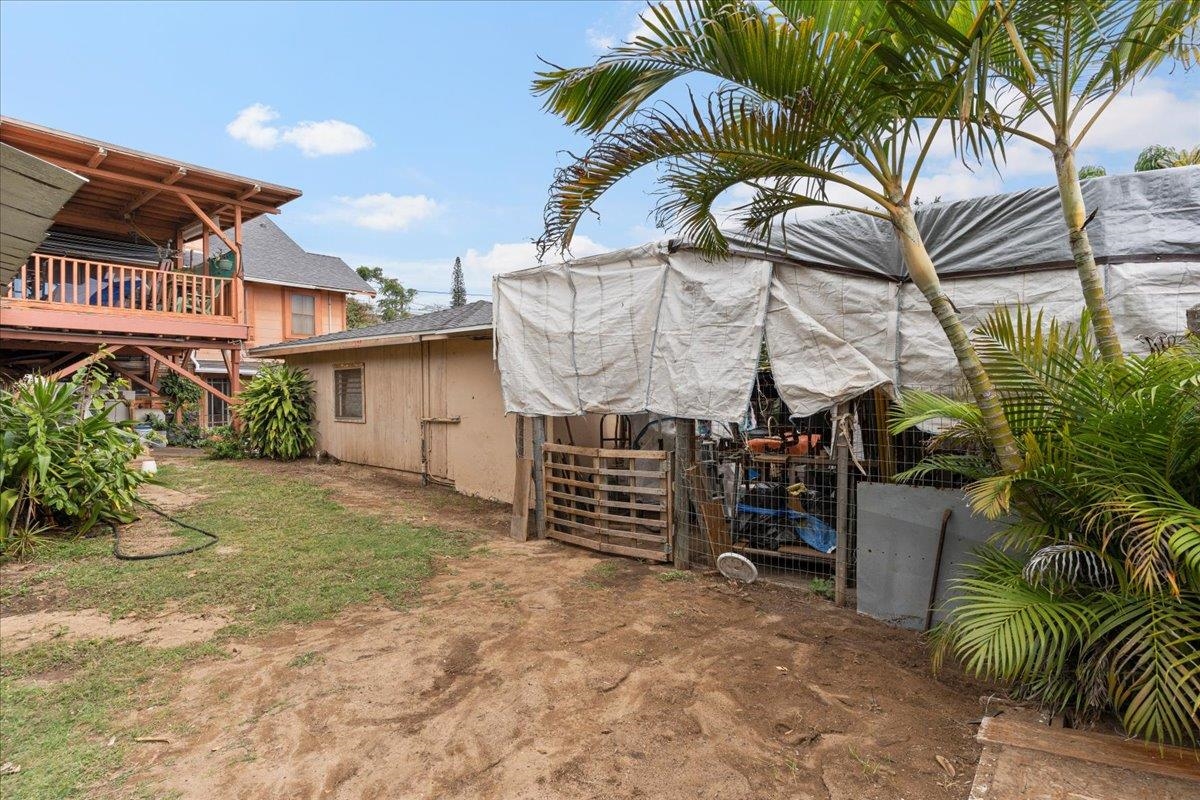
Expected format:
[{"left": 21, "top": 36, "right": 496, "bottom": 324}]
[
  {"left": 249, "top": 323, "right": 493, "bottom": 358},
  {"left": 244, "top": 276, "right": 375, "bottom": 296}
]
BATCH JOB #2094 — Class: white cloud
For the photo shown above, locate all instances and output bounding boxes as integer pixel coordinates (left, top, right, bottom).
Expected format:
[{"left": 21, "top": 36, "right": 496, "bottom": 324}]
[
  {"left": 225, "top": 103, "right": 280, "bottom": 150},
  {"left": 225, "top": 104, "right": 373, "bottom": 157},
  {"left": 281, "top": 119, "right": 374, "bottom": 157},
  {"left": 586, "top": 28, "right": 615, "bottom": 51},
  {"left": 326, "top": 193, "right": 440, "bottom": 231}
]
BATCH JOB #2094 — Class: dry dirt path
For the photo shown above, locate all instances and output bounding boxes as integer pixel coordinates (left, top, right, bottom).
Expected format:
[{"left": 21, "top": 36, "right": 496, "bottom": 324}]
[{"left": 118, "top": 461, "right": 984, "bottom": 800}]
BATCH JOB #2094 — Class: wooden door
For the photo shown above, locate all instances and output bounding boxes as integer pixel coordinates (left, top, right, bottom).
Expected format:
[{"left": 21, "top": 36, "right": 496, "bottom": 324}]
[{"left": 421, "top": 339, "right": 453, "bottom": 485}]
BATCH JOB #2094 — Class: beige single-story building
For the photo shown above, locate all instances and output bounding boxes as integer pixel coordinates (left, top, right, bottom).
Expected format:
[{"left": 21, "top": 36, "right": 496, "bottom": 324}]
[{"left": 250, "top": 301, "right": 523, "bottom": 502}]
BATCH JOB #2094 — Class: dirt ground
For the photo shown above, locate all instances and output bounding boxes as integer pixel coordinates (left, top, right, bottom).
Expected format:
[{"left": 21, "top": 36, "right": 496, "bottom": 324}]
[{"left": 11, "top": 457, "right": 992, "bottom": 799}]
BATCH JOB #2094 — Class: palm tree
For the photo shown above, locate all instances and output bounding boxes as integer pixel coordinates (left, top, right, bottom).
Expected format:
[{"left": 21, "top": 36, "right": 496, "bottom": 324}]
[
  {"left": 926, "top": 0, "right": 1200, "bottom": 363},
  {"left": 534, "top": 0, "right": 1024, "bottom": 473}
]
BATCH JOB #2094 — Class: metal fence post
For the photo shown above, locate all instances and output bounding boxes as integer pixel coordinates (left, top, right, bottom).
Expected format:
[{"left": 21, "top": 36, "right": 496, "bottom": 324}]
[
  {"left": 834, "top": 404, "right": 850, "bottom": 607},
  {"left": 672, "top": 419, "right": 696, "bottom": 569}
]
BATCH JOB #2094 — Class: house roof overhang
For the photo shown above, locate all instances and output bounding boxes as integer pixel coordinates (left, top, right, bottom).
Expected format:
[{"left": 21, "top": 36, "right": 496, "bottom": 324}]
[
  {"left": 0, "top": 116, "right": 301, "bottom": 245},
  {"left": 249, "top": 324, "right": 493, "bottom": 358},
  {"left": 0, "top": 142, "right": 87, "bottom": 283}
]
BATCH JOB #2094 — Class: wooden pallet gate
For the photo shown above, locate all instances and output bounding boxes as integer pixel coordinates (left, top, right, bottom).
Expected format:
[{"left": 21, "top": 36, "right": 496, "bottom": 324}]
[{"left": 542, "top": 443, "right": 672, "bottom": 561}]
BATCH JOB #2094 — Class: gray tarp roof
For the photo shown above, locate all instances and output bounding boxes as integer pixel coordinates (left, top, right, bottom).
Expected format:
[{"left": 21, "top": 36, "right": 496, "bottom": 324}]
[
  {"left": 1, "top": 143, "right": 86, "bottom": 283},
  {"left": 727, "top": 167, "right": 1200, "bottom": 279},
  {"left": 495, "top": 168, "right": 1200, "bottom": 420}
]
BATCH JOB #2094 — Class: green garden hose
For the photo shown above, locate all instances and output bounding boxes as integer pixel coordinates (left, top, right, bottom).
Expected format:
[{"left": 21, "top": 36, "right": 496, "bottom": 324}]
[{"left": 111, "top": 499, "right": 219, "bottom": 561}]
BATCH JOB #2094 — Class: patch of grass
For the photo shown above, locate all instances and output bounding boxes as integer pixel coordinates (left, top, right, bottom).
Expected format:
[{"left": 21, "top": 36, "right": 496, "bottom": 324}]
[
  {"left": 657, "top": 569, "right": 694, "bottom": 583},
  {"left": 580, "top": 561, "right": 621, "bottom": 589},
  {"left": 1, "top": 458, "right": 473, "bottom": 800},
  {"left": 4, "top": 460, "right": 472, "bottom": 628},
  {"left": 0, "top": 638, "right": 224, "bottom": 800},
  {"left": 809, "top": 577, "right": 835, "bottom": 601},
  {"left": 286, "top": 651, "right": 325, "bottom": 669}
]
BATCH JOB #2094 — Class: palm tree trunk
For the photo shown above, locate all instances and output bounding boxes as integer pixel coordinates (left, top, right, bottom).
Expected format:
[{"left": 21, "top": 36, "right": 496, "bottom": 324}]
[
  {"left": 1053, "top": 141, "right": 1124, "bottom": 363},
  {"left": 893, "top": 205, "right": 1023, "bottom": 474}
]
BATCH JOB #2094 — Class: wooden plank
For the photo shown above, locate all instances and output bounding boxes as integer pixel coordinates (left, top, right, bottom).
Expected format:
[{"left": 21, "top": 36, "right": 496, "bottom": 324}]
[
  {"left": 542, "top": 442, "right": 668, "bottom": 460},
  {"left": 532, "top": 416, "right": 546, "bottom": 539},
  {"left": 545, "top": 489, "right": 666, "bottom": 513},
  {"left": 549, "top": 475, "right": 666, "bottom": 496},
  {"left": 135, "top": 345, "right": 234, "bottom": 405},
  {"left": 544, "top": 513, "right": 667, "bottom": 544},
  {"left": 547, "top": 529, "right": 670, "bottom": 561},
  {"left": 672, "top": 420, "right": 694, "bottom": 569},
  {"left": 176, "top": 193, "right": 237, "bottom": 253},
  {"left": 546, "top": 501, "right": 667, "bottom": 529},
  {"left": 510, "top": 457, "right": 532, "bottom": 541},
  {"left": 977, "top": 716, "right": 1200, "bottom": 784},
  {"left": 732, "top": 542, "right": 837, "bottom": 563},
  {"left": 833, "top": 403, "right": 850, "bottom": 607},
  {"left": 687, "top": 466, "right": 731, "bottom": 563}
]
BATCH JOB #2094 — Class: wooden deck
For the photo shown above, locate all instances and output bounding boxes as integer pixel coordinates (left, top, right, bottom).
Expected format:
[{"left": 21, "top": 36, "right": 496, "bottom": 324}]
[{"left": 2, "top": 252, "right": 246, "bottom": 342}]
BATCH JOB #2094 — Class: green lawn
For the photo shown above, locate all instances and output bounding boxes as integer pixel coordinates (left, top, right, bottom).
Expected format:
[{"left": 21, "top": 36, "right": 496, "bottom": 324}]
[{"left": 0, "top": 458, "right": 473, "bottom": 800}]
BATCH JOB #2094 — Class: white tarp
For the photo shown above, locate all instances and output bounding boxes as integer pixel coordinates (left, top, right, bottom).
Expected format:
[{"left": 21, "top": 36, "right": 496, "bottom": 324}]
[{"left": 495, "top": 169, "right": 1200, "bottom": 419}]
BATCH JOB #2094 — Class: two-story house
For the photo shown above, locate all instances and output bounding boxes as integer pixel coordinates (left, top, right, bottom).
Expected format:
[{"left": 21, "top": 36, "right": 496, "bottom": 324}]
[
  {"left": 192, "top": 217, "right": 372, "bottom": 424},
  {"left": 0, "top": 117, "right": 366, "bottom": 423}
]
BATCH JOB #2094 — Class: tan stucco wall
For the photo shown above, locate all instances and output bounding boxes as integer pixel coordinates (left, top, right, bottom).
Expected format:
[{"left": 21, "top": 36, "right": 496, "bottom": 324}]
[{"left": 287, "top": 334, "right": 518, "bottom": 504}]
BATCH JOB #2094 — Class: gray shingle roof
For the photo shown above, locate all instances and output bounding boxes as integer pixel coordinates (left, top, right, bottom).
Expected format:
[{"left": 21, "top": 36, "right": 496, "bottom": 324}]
[
  {"left": 252, "top": 300, "right": 493, "bottom": 353},
  {"left": 211, "top": 217, "right": 373, "bottom": 294}
]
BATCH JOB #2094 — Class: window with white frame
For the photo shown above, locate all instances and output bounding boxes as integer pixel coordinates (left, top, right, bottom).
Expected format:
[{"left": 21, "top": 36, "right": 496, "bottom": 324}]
[{"left": 290, "top": 292, "right": 316, "bottom": 337}]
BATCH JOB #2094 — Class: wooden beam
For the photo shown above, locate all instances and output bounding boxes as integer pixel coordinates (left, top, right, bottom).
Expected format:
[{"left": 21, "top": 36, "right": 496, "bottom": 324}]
[
  {"left": 532, "top": 416, "right": 547, "bottom": 539},
  {"left": 121, "top": 166, "right": 186, "bottom": 216},
  {"left": 50, "top": 347, "right": 119, "bottom": 381},
  {"left": 834, "top": 404, "right": 850, "bottom": 607},
  {"left": 34, "top": 156, "right": 282, "bottom": 215},
  {"left": 1, "top": 327, "right": 238, "bottom": 350},
  {"left": 175, "top": 193, "right": 237, "bottom": 254},
  {"left": 134, "top": 345, "right": 233, "bottom": 405},
  {"left": 214, "top": 184, "right": 261, "bottom": 218},
  {"left": 107, "top": 360, "right": 158, "bottom": 395},
  {"left": 86, "top": 147, "right": 108, "bottom": 168}
]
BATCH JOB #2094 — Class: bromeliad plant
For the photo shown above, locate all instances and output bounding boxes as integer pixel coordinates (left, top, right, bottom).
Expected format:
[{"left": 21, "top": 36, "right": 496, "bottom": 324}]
[
  {"left": 0, "top": 366, "right": 146, "bottom": 554},
  {"left": 236, "top": 364, "right": 316, "bottom": 461},
  {"left": 892, "top": 307, "right": 1200, "bottom": 745}
]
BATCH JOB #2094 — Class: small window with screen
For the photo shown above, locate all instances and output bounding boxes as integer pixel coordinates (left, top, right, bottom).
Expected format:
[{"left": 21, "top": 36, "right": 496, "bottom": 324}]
[{"left": 333, "top": 365, "right": 364, "bottom": 421}]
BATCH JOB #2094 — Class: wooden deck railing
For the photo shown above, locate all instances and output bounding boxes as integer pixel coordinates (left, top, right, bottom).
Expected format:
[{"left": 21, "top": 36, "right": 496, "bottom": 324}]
[{"left": 4, "top": 253, "right": 239, "bottom": 319}]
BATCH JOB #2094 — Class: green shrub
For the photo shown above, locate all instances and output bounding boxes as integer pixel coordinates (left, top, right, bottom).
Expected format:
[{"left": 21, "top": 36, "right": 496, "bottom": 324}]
[
  {"left": 809, "top": 577, "right": 834, "bottom": 600},
  {"left": 157, "top": 371, "right": 201, "bottom": 418},
  {"left": 893, "top": 308, "right": 1200, "bottom": 746},
  {"left": 203, "top": 425, "right": 253, "bottom": 460},
  {"left": 165, "top": 421, "right": 206, "bottom": 448},
  {"left": 237, "top": 365, "right": 315, "bottom": 461},
  {"left": 0, "top": 368, "right": 147, "bottom": 551}
]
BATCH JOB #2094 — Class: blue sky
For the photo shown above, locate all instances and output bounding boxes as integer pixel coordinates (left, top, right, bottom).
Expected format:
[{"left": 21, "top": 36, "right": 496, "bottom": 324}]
[{"left": 3, "top": 1, "right": 1198, "bottom": 309}]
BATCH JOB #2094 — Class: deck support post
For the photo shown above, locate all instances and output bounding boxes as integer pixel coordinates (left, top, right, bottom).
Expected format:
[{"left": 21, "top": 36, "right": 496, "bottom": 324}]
[
  {"left": 672, "top": 418, "right": 696, "bottom": 569},
  {"left": 531, "top": 415, "right": 547, "bottom": 539},
  {"left": 834, "top": 403, "right": 851, "bottom": 607}
]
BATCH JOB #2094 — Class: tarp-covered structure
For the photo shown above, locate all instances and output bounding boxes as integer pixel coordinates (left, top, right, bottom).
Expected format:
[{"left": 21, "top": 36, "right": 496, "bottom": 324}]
[{"left": 494, "top": 168, "right": 1200, "bottom": 423}]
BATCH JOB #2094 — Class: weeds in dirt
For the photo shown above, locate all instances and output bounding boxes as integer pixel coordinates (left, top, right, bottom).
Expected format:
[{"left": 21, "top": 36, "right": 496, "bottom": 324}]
[
  {"left": 287, "top": 651, "right": 325, "bottom": 669},
  {"left": 580, "top": 561, "right": 621, "bottom": 589},
  {"left": 657, "top": 569, "right": 693, "bottom": 583},
  {"left": 0, "top": 458, "right": 472, "bottom": 800},
  {"left": 809, "top": 578, "right": 835, "bottom": 601}
]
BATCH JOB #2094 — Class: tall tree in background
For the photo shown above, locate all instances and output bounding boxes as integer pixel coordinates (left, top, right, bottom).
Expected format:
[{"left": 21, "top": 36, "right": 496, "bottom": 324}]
[
  {"left": 923, "top": 0, "right": 1200, "bottom": 364},
  {"left": 534, "top": 0, "right": 1024, "bottom": 473},
  {"left": 355, "top": 266, "right": 418, "bottom": 322},
  {"left": 450, "top": 257, "right": 467, "bottom": 307}
]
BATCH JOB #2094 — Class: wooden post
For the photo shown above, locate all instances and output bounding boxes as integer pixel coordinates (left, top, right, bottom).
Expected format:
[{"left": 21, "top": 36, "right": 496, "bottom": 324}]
[
  {"left": 531, "top": 415, "right": 547, "bottom": 539},
  {"left": 510, "top": 416, "right": 531, "bottom": 541},
  {"left": 834, "top": 404, "right": 851, "bottom": 607},
  {"left": 672, "top": 418, "right": 696, "bottom": 569}
]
